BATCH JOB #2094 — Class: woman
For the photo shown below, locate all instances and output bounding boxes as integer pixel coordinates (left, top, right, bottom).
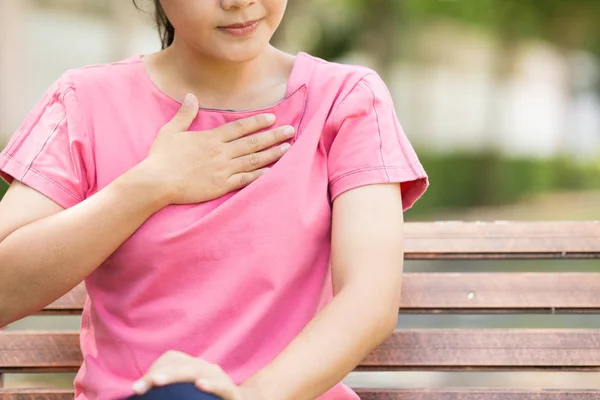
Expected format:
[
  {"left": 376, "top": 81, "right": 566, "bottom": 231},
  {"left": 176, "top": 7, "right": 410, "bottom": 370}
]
[{"left": 0, "top": 1, "right": 428, "bottom": 399}]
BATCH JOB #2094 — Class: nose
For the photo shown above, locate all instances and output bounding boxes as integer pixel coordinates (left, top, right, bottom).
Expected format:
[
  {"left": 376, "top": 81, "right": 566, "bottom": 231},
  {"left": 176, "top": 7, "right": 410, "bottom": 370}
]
[{"left": 220, "top": 0, "right": 256, "bottom": 10}]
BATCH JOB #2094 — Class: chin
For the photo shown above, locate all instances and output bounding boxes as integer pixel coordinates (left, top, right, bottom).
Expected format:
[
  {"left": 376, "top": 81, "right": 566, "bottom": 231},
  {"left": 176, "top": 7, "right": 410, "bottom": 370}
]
[{"left": 210, "top": 42, "right": 269, "bottom": 63}]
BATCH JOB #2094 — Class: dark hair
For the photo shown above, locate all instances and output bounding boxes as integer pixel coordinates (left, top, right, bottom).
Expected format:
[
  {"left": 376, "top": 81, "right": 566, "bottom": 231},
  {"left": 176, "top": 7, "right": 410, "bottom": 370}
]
[{"left": 133, "top": 0, "right": 174, "bottom": 49}]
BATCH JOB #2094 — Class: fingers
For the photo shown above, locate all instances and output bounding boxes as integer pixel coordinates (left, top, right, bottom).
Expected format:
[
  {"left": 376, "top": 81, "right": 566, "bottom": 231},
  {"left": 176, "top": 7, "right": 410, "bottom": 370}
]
[
  {"left": 233, "top": 140, "right": 291, "bottom": 174},
  {"left": 162, "top": 93, "right": 200, "bottom": 134},
  {"left": 227, "top": 168, "right": 270, "bottom": 192},
  {"left": 217, "top": 113, "right": 276, "bottom": 142},
  {"left": 132, "top": 364, "right": 218, "bottom": 395},
  {"left": 228, "top": 125, "right": 295, "bottom": 158},
  {"left": 132, "top": 350, "right": 212, "bottom": 395},
  {"left": 132, "top": 351, "right": 239, "bottom": 399},
  {"left": 132, "top": 376, "right": 153, "bottom": 395}
]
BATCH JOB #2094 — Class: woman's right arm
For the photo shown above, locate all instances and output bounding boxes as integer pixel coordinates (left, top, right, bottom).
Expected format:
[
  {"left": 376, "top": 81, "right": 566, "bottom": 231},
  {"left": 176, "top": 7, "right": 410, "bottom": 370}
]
[
  {"left": 0, "top": 170, "right": 169, "bottom": 327},
  {"left": 0, "top": 94, "right": 294, "bottom": 327}
]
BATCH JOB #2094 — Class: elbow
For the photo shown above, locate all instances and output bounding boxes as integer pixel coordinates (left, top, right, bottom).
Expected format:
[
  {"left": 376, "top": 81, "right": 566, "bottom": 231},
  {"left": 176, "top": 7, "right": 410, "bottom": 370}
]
[
  {"left": 381, "top": 309, "right": 399, "bottom": 337},
  {"left": 0, "top": 298, "right": 12, "bottom": 328},
  {"left": 0, "top": 288, "right": 21, "bottom": 328},
  {"left": 369, "top": 305, "right": 398, "bottom": 343},
  {"left": 371, "top": 288, "right": 402, "bottom": 340},
  {"left": 0, "top": 303, "right": 23, "bottom": 329}
]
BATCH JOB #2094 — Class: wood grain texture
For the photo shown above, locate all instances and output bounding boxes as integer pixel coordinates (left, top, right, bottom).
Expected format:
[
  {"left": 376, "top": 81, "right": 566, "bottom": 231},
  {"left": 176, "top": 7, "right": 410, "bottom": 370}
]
[
  {"left": 355, "top": 389, "right": 600, "bottom": 399},
  {"left": 0, "top": 389, "right": 73, "bottom": 400},
  {"left": 2, "top": 389, "right": 600, "bottom": 400},
  {"left": 3, "top": 330, "right": 600, "bottom": 371},
  {"left": 403, "top": 221, "right": 600, "bottom": 259},
  {"left": 41, "top": 273, "right": 600, "bottom": 314},
  {"left": 0, "top": 332, "right": 80, "bottom": 371},
  {"left": 359, "top": 329, "right": 600, "bottom": 371},
  {"left": 399, "top": 273, "right": 600, "bottom": 314}
]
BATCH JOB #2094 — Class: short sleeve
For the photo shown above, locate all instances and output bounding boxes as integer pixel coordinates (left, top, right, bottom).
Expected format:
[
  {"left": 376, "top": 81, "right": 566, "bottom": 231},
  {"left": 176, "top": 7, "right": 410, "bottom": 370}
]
[
  {"left": 327, "top": 73, "right": 428, "bottom": 210},
  {"left": 0, "top": 74, "right": 93, "bottom": 209}
]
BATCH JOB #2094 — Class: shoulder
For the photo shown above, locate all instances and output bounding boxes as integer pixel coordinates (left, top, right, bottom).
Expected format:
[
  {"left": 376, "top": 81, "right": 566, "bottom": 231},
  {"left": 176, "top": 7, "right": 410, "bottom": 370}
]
[
  {"left": 7, "top": 58, "right": 144, "bottom": 138},
  {"left": 300, "top": 52, "right": 389, "bottom": 101},
  {"left": 58, "top": 55, "right": 144, "bottom": 100}
]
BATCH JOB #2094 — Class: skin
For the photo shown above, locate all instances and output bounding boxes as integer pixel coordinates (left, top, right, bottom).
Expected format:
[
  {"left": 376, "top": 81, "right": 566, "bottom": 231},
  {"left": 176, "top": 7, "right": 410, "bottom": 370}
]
[
  {"left": 146, "top": 0, "right": 295, "bottom": 111},
  {"left": 0, "top": 1, "right": 405, "bottom": 399}
]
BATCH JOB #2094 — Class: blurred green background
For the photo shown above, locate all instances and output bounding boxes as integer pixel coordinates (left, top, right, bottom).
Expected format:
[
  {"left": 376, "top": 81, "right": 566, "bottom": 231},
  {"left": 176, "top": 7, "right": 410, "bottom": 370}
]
[{"left": 1, "top": 0, "right": 599, "bottom": 221}]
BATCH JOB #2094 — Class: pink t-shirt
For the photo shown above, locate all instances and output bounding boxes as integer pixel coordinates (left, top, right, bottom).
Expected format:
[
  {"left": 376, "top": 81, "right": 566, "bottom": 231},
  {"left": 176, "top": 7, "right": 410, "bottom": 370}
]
[{"left": 0, "top": 52, "right": 428, "bottom": 400}]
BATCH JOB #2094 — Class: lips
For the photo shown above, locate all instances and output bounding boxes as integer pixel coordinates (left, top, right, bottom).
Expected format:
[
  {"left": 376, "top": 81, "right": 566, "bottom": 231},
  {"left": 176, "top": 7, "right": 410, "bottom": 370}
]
[
  {"left": 220, "top": 19, "right": 261, "bottom": 29},
  {"left": 217, "top": 19, "right": 263, "bottom": 37}
]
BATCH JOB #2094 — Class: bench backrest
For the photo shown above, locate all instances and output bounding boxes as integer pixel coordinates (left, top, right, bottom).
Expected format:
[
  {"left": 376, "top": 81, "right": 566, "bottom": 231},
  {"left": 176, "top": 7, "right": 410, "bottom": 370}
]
[{"left": 1, "top": 221, "right": 599, "bottom": 399}]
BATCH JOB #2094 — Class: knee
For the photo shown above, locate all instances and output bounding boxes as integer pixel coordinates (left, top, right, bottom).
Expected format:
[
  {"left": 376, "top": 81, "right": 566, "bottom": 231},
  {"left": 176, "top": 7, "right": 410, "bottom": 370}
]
[{"left": 127, "top": 382, "right": 222, "bottom": 400}]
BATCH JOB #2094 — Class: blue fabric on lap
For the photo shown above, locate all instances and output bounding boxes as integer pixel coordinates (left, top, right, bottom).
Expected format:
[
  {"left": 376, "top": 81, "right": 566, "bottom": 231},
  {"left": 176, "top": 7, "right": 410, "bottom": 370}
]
[{"left": 125, "top": 382, "right": 222, "bottom": 400}]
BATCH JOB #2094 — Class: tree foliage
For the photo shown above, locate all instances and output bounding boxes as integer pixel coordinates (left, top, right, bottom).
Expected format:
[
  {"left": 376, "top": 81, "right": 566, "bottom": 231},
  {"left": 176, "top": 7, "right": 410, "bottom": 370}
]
[{"left": 297, "top": 0, "right": 600, "bottom": 60}]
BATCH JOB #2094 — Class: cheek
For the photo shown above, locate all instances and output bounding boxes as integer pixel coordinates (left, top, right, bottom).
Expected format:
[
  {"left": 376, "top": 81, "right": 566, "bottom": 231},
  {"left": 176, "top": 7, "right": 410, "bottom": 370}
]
[
  {"left": 265, "top": 0, "right": 287, "bottom": 29},
  {"left": 161, "top": 0, "right": 214, "bottom": 33}
]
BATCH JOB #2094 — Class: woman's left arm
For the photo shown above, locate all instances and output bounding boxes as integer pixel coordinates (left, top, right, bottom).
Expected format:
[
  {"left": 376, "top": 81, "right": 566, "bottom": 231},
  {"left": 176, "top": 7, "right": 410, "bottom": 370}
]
[{"left": 242, "top": 182, "right": 404, "bottom": 400}]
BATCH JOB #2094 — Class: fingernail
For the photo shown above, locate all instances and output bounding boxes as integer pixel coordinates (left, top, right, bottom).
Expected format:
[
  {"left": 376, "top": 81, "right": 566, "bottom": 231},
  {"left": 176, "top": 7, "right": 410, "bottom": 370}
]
[
  {"left": 183, "top": 93, "right": 194, "bottom": 107},
  {"left": 264, "top": 114, "right": 276, "bottom": 124},
  {"left": 280, "top": 143, "right": 291, "bottom": 152},
  {"left": 283, "top": 126, "right": 295, "bottom": 136},
  {"left": 132, "top": 380, "right": 149, "bottom": 394}
]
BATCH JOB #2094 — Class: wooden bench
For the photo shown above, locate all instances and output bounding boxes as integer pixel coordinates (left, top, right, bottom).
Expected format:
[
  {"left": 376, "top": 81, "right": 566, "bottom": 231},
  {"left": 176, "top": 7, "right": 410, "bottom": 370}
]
[{"left": 1, "top": 221, "right": 599, "bottom": 399}]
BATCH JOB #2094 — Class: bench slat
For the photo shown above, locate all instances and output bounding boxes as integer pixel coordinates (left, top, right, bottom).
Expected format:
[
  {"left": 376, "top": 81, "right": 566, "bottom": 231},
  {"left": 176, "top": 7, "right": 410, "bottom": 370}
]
[
  {"left": 399, "top": 273, "right": 600, "bottom": 314},
  {"left": 404, "top": 221, "right": 600, "bottom": 259},
  {"left": 42, "top": 273, "right": 600, "bottom": 315},
  {"left": 361, "top": 329, "right": 600, "bottom": 371},
  {"left": 1, "top": 389, "right": 599, "bottom": 400},
  {"left": 355, "top": 389, "right": 600, "bottom": 399},
  {"left": 0, "top": 332, "right": 80, "bottom": 372},
  {"left": 0, "top": 389, "right": 74, "bottom": 400},
  {"left": 2, "top": 330, "right": 600, "bottom": 372}
]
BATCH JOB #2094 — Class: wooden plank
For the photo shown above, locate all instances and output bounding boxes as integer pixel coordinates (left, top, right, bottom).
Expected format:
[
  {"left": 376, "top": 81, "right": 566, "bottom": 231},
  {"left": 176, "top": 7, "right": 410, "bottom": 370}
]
[
  {"left": 0, "top": 389, "right": 73, "bottom": 400},
  {"left": 359, "top": 329, "right": 600, "bottom": 371},
  {"left": 355, "top": 389, "right": 600, "bottom": 400},
  {"left": 41, "top": 273, "right": 600, "bottom": 315},
  {"left": 404, "top": 221, "right": 600, "bottom": 259},
  {"left": 399, "top": 273, "right": 600, "bottom": 314},
  {"left": 0, "top": 332, "right": 81, "bottom": 372},
  {"left": 2, "top": 330, "right": 600, "bottom": 372},
  {"left": 1, "top": 389, "right": 599, "bottom": 400}
]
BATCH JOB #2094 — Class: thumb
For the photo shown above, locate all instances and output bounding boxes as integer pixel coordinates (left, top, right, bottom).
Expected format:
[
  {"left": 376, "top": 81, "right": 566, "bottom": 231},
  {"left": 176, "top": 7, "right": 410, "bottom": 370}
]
[{"left": 164, "top": 93, "right": 199, "bottom": 133}]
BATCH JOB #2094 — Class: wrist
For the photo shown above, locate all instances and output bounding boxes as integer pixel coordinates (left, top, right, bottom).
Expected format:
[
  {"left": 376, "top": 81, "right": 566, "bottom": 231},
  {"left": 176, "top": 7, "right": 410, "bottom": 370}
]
[
  {"left": 240, "top": 376, "right": 280, "bottom": 400},
  {"left": 114, "top": 162, "right": 173, "bottom": 211},
  {"left": 238, "top": 385, "right": 268, "bottom": 400}
]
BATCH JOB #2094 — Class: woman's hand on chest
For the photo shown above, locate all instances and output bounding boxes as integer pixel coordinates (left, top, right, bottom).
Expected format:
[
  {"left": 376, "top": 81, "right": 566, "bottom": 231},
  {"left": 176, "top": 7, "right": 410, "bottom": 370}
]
[{"left": 133, "top": 94, "right": 294, "bottom": 207}]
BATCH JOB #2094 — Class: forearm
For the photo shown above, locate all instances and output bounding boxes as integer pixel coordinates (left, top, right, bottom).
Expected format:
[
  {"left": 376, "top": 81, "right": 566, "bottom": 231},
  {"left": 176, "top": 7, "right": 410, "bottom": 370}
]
[
  {"left": 0, "top": 164, "right": 169, "bottom": 326},
  {"left": 242, "top": 283, "right": 397, "bottom": 400}
]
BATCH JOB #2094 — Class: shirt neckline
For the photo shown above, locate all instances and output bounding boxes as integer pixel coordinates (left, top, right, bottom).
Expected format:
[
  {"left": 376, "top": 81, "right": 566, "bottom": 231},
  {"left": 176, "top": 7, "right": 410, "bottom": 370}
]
[{"left": 136, "top": 52, "right": 309, "bottom": 114}]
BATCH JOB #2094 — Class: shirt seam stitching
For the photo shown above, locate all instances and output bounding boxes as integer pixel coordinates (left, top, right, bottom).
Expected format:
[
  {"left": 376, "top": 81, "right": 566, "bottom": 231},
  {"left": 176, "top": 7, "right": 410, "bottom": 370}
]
[
  {"left": 366, "top": 74, "right": 421, "bottom": 177},
  {"left": 61, "top": 85, "right": 96, "bottom": 186},
  {"left": 329, "top": 165, "right": 414, "bottom": 186},
  {"left": 326, "top": 72, "right": 378, "bottom": 136},
  {"left": 359, "top": 80, "right": 390, "bottom": 183},
  {"left": 1, "top": 153, "right": 82, "bottom": 202},
  {"left": 26, "top": 98, "right": 67, "bottom": 172}
]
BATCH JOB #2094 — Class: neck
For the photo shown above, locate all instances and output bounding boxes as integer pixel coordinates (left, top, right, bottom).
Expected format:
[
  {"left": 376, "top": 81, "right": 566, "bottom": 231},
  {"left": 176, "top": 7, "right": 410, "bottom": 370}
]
[{"left": 161, "top": 38, "right": 274, "bottom": 100}]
